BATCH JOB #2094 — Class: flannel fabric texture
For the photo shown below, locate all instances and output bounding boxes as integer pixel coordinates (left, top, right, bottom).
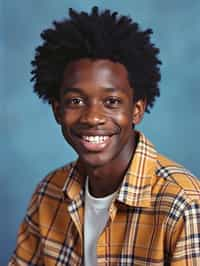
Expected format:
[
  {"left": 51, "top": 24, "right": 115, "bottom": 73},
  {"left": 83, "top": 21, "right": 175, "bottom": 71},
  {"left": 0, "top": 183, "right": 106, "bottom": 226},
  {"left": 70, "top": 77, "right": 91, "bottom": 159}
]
[{"left": 9, "top": 132, "right": 200, "bottom": 265}]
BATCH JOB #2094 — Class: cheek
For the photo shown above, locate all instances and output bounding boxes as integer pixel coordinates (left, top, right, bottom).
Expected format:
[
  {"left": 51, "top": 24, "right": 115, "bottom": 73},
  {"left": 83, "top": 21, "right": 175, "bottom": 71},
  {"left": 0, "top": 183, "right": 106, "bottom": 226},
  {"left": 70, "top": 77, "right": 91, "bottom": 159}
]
[
  {"left": 59, "top": 112, "right": 77, "bottom": 140},
  {"left": 61, "top": 109, "right": 81, "bottom": 126},
  {"left": 114, "top": 110, "right": 133, "bottom": 129}
]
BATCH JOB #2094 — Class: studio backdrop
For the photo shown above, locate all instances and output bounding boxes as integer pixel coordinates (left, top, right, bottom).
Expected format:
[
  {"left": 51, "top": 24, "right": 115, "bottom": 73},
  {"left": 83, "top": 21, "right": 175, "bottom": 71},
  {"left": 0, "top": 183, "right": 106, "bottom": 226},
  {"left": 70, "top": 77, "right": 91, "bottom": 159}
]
[{"left": 1, "top": 0, "right": 200, "bottom": 264}]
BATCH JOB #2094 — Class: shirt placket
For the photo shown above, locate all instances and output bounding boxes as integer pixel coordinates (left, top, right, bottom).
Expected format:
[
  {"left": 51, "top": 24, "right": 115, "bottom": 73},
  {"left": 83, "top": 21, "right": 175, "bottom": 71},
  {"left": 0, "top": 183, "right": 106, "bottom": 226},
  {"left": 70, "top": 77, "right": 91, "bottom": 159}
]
[
  {"left": 67, "top": 192, "right": 84, "bottom": 265},
  {"left": 96, "top": 202, "right": 118, "bottom": 265}
]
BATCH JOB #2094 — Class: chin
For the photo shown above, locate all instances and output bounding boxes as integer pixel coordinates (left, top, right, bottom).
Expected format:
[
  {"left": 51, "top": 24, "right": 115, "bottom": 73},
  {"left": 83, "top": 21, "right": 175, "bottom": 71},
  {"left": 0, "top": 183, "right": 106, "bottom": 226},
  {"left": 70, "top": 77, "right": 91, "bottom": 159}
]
[{"left": 80, "top": 153, "right": 113, "bottom": 168}]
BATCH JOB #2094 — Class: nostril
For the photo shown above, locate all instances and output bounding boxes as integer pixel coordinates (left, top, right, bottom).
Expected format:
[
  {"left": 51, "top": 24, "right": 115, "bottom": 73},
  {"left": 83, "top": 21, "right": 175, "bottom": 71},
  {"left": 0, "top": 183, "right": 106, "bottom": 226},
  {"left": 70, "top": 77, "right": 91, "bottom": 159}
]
[{"left": 80, "top": 110, "right": 106, "bottom": 125}]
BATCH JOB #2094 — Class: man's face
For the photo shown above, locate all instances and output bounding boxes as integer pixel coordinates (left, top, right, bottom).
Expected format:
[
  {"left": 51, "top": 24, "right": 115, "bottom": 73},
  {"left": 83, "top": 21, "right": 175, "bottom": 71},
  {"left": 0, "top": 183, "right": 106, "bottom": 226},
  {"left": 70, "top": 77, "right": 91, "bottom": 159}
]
[{"left": 53, "top": 59, "right": 145, "bottom": 168}]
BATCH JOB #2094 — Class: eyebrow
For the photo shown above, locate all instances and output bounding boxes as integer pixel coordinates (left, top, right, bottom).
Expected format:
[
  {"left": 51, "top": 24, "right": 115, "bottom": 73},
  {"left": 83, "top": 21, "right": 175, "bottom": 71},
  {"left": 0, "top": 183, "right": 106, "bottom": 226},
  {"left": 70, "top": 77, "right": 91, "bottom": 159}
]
[
  {"left": 63, "top": 87, "right": 83, "bottom": 95},
  {"left": 63, "top": 87, "right": 120, "bottom": 95}
]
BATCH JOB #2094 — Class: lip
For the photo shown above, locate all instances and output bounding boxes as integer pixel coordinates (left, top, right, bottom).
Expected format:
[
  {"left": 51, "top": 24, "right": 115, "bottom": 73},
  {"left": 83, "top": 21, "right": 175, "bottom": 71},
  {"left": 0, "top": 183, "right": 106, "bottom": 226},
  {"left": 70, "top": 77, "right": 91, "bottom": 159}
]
[
  {"left": 71, "top": 128, "right": 118, "bottom": 152},
  {"left": 79, "top": 135, "right": 112, "bottom": 152},
  {"left": 73, "top": 129, "right": 115, "bottom": 137}
]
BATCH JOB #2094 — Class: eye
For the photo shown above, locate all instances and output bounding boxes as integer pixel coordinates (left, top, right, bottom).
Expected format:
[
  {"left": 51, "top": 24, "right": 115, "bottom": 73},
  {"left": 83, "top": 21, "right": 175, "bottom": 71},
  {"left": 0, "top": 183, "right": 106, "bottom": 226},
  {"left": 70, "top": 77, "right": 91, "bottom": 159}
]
[
  {"left": 71, "top": 98, "right": 83, "bottom": 105},
  {"left": 64, "top": 97, "right": 85, "bottom": 108},
  {"left": 104, "top": 97, "right": 122, "bottom": 108}
]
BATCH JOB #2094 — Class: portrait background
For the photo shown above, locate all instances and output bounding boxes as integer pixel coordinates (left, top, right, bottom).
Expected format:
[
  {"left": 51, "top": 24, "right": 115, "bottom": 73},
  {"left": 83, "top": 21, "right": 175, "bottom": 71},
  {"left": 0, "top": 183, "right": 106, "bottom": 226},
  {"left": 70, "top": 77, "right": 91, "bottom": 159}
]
[{"left": 1, "top": 0, "right": 200, "bottom": 264}]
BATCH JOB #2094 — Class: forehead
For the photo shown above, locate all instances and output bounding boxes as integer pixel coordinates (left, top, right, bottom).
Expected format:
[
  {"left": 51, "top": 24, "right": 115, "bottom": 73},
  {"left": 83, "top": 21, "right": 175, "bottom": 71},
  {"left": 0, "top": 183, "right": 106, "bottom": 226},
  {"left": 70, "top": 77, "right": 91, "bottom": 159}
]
[{"left": 61, "top": 58, "right": 132, "bottom": 91}]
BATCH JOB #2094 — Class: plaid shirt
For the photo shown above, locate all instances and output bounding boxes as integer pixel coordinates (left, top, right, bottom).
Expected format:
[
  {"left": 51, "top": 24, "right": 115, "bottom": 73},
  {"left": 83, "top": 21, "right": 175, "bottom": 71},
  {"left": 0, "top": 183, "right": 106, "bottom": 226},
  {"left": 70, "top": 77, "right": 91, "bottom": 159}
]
[{"left": 9, "top": 132, "right": 200, "bottom": 265}]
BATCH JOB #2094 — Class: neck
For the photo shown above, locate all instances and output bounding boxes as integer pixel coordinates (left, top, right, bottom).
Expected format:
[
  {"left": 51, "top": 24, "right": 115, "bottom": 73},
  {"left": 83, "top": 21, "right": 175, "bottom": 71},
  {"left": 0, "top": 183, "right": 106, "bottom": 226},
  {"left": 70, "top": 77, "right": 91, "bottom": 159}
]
[{"left": 84, "top": 132, "right": 138, "bottom": 197}]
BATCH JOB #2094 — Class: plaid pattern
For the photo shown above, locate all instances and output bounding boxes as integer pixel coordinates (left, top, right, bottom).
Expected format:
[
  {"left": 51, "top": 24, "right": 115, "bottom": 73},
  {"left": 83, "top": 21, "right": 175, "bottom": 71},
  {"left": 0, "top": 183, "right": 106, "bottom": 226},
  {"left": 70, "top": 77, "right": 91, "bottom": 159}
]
[{"left": 9, "top": 132, "right": 200, "bottom": 265}]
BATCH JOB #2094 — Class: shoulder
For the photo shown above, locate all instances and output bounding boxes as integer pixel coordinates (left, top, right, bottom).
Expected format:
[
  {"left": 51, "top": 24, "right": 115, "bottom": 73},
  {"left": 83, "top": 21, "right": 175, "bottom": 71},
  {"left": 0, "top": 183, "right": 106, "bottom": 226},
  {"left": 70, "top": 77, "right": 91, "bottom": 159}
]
[
  {"left": 155, "top": 153, "right": 200, "bottom": 203},
  {"left": 149, "top": 153, "right": 200, "bottom": 232},
  {"left": 31, "top": 161, "right": 77, "bottom": 202},
  {"left": 151, "top": 153, "right": 200, "bottom": 222}
]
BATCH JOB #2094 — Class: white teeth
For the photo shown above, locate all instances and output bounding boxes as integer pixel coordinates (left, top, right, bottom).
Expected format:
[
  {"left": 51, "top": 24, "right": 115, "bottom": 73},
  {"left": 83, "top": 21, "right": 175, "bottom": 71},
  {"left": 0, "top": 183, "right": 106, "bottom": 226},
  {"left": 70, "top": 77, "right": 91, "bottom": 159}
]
[{"left": 83, "top": 136, "right": 109, "bottom": 143}]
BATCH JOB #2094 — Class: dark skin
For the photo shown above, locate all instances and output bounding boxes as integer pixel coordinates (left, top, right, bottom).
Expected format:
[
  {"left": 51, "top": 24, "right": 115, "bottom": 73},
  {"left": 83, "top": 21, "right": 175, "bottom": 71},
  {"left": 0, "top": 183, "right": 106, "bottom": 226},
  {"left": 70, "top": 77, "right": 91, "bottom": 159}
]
[{"left": 52, "top": 59, "right": 146, "bottom": 197}]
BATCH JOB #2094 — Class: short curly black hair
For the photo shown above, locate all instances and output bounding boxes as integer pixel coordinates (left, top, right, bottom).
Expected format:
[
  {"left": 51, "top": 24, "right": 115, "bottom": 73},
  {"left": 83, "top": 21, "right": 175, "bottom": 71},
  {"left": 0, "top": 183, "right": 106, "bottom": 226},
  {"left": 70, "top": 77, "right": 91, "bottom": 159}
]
[{"left": 31, "top": 6, "right": 161, "bottom": 112}]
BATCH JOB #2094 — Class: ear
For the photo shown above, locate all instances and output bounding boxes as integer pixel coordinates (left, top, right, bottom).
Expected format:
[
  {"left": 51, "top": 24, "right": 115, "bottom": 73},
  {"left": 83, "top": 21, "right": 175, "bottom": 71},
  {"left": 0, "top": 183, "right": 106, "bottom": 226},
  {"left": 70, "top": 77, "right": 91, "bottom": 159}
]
[
  {"left": 132, "top": 98, "right": 146, "bottom": 125},
  {"left": 51, "top": 99, "right": 62, "bottom": 125}
]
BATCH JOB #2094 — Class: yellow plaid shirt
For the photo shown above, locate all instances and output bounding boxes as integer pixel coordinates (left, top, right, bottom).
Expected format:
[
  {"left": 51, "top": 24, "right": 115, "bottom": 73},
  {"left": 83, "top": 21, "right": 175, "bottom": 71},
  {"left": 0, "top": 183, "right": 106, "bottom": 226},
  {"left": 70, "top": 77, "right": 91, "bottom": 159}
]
[{"left": 9, "top": 132, "right": 200, "bottom": 265}]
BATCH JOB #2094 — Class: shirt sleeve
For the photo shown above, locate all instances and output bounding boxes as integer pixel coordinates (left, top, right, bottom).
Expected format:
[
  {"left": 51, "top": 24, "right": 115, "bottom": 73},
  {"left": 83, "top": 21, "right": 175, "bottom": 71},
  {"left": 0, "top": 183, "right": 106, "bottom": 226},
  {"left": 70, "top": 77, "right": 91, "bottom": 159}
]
[
  {"left": 170, "top": 201, "right": 200, "bottom": 265},
  {"left": 8, "top": 185, "right": 43, "bottom": 266}
]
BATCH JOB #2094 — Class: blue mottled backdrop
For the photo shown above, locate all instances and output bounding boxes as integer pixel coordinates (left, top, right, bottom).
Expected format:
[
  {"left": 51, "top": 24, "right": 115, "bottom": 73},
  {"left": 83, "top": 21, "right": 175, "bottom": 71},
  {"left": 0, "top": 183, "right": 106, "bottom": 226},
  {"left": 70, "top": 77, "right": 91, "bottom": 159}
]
[{"left": 1, "top": 0, "right": 200, "bottom": 264}]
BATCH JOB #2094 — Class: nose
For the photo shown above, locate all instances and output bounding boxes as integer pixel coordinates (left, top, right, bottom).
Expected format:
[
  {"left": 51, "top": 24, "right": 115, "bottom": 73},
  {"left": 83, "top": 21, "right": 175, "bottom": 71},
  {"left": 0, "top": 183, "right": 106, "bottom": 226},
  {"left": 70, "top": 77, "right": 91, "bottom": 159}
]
[{"left": 80, "top": 104, "right": 106, "bottom": 126}]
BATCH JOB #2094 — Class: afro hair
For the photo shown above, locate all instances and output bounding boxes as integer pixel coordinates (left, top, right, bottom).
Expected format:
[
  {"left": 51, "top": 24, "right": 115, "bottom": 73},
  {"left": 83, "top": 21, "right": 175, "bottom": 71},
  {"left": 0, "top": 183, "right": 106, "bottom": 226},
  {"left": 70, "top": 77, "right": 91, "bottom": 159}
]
[{"left": 31, "top": 6, "right": 162, "bottom": 112}]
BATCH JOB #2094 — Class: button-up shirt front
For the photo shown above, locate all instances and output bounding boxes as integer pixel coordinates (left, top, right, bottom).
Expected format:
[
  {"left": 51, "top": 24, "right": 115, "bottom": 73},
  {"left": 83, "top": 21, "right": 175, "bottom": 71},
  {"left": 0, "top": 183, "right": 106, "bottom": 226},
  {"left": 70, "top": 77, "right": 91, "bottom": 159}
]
[{"left": 9, "top": 132, "right": 200, "bottom": 265}]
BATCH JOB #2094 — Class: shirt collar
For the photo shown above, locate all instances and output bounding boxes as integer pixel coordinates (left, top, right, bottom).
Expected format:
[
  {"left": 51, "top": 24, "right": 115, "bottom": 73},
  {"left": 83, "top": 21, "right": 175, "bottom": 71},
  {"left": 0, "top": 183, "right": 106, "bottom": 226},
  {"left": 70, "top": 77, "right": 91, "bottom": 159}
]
[
  {"left": 62, "top": 132, "right": 157, "bottom": 208},
  {"left": 117, "top": 132, "right": 157, "bottom": 208},
  {"left": 62, "top": 160, "right": 85, "bottom": 201}
]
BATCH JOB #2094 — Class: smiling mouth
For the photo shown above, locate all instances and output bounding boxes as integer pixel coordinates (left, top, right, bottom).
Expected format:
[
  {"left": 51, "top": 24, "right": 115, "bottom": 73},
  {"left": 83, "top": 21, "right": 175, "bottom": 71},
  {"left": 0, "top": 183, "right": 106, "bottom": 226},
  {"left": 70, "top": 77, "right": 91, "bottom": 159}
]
[
  {"left": 82, "top": 135, "right": 109, "bottom": 144},
  {"left": 78, "top": 135, "right": 112, "bottom": 152}
]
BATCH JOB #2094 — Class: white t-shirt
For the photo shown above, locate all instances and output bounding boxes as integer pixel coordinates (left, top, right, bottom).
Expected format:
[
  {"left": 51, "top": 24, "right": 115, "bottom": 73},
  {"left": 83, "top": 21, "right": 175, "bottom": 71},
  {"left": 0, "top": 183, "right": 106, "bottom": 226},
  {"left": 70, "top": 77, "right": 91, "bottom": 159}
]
[{"left": 84, "top": 177, "right": 117, "bottom": 266}]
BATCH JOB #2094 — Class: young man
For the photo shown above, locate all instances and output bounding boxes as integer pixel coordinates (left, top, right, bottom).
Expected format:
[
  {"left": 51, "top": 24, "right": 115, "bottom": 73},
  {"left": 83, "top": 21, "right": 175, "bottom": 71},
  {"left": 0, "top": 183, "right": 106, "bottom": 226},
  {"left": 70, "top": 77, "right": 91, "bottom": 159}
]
[{"left": 9, "top": 7, "right": 200, "bottom": 266}]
